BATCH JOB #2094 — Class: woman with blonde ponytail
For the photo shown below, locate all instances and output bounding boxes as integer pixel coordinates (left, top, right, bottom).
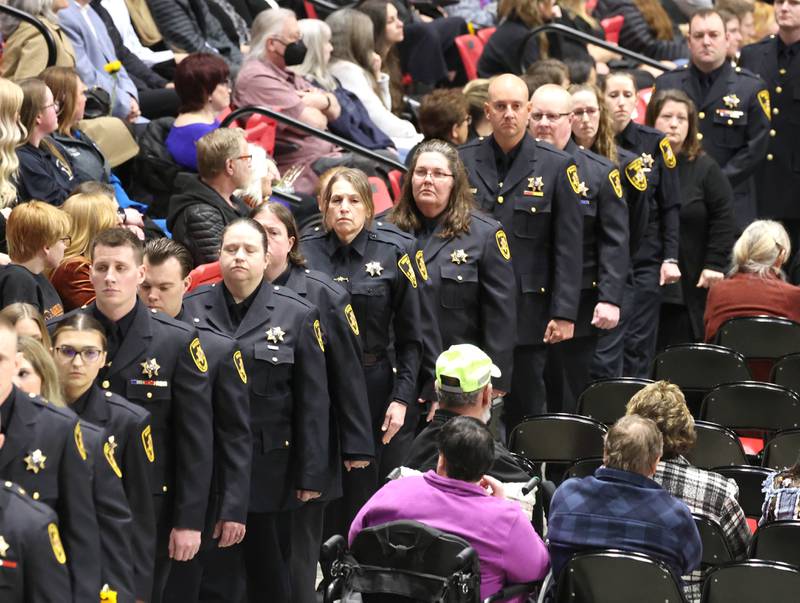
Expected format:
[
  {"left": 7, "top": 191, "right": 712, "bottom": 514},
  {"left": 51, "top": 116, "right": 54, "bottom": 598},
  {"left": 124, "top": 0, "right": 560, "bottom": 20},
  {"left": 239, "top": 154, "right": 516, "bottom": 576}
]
[{"left": 0, "top": 78, "right": 25, "bottom": 208}]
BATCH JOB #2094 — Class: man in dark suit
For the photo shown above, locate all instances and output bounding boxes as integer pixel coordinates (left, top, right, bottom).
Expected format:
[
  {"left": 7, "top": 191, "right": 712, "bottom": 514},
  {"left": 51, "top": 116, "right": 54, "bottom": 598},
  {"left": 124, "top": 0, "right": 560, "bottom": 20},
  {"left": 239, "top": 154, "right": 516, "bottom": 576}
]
[
  {"left": 655, "top": 8, "right": 770, "bottom": 230},
  {"left": 459, "top": 74, "right": 583, "bottom": 430},
  {"left": 739, "top": 0, "right": 800, "bottom": 244}
]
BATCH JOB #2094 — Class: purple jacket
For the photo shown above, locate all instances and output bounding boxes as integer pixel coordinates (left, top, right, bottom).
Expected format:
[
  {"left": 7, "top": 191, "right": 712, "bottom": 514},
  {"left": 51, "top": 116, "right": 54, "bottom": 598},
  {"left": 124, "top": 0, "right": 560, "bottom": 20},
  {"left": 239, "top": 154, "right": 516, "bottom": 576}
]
[{"left": 349, "top": 471, "right": 550, "bottom": 599}]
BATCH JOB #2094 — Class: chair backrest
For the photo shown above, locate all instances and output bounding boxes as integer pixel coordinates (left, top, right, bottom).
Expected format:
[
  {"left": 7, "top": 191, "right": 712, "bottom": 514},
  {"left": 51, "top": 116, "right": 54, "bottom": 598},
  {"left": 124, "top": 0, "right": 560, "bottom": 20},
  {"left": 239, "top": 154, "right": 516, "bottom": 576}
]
[
  {"left": 710, "top": 465, "right": 772, "bottom": 518},
  {"left": 387, "top": 169, "right": 404, "bottom": 202},
  {"left": 243, "top": 114, "right": 277, "bottom": 156},
  {"left": 631, "top": 86, "right": 652, "bottom": 124},
  {"left": 476, "top": 27, "right": 496, "bottom": 45},
  {"left": 187, "top": 261, "right": 222, "bottom": 292},
  {"left": 368, "top": 177, "right": 395, "bottom": 214},
  {"left": 685, "top": 421, "right": 748, "bottom": 469},
  {"left": 763, "top": 429, "right": 800, "bottom": 470},
  {"left": 700, "top": 382, "right": 800, "bottom": 433},
  {"left": 653, "top": 344, "right": 751, "bottom": 392},
  {"left": 749, "top": 521, "right": 800, "bottom": 567},
  {"left": 454, "top": 34, "right": 485, "bottom": 81},
  {"left": 564, "top": 457, "right": 604, "bottom": 480},
  {"left": 701, "top": 560, "right": 800, "bottom": 603},
  {"left": 509, "top": 414, "right": 608, "bottom": 464},
  {"left": 576, "top": 378, "right": 653, "bottom": 425},
  {"left": 693, "top": 514, "right": 734, "bottom": 567},
  {"left": 303, "top": 0, "right": 318, "bottom": 18},
  {"left": 717, "top": 316, "right": 800, "bottom": 381},
  {"left": 556, "top": 549, "right": 686, "bottom": 603},
  {"left": 600, "top": 15, "right": 624, "bottom": 43},
  {"left": 771, "top": 353, "right": 800, "bottom": 396}
]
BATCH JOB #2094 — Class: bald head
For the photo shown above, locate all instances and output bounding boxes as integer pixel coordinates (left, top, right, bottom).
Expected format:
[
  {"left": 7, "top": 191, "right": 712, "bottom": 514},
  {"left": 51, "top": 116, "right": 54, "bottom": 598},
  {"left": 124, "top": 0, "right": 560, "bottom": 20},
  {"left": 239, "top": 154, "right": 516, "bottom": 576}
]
[
  {"left": 529, "top": 84, "right": 574, "bottom": 150},
  {"left": 485, "top": 75, "right": 532, "bottom": 151}
]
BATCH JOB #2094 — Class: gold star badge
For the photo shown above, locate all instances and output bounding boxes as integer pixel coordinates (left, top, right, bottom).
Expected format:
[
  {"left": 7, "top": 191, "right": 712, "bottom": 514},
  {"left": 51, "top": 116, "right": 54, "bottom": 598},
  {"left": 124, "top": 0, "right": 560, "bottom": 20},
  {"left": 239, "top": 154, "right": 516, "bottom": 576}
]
[
  {"left": 140, "top": 358, "right": 160, "bottom": 379},
  {"left": 450, "top": 249, "right": 469, "bottom": 265},
  {"left": 531, "top": 176, "right": 544, "bottom": 192},
  {"left": 576, "top": 181, "right": 589, "bottom": 196},
  {"left": 723, "top": 93, "right": 740, "bottom": 109},
  {"left": 266, "top": 326, "right": 285, "bottom": 343},
  {"left": 24, "top": 449, "right": 46, "bottom": 474},
  {"left": 365, "top": 261, "right": 384, "bottom": 277},
  {"left": 0, "top": 535, "right": 9, "bottom": 557},
  {"left": 641, "top": 153, "right": 654, "bottom": 171}
]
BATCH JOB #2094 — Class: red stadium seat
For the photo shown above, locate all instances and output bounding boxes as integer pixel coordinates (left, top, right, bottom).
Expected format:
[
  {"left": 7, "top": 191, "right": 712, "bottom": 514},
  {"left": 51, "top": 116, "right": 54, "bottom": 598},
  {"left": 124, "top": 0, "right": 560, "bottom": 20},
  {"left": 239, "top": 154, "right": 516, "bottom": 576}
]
[
  {"left": 631, "top": 87, "right": 652, "bottom": 124},
  {"left": 600, "top": 15, "right": 624, "bottom": 44},
  {"left": 188, "top": 261, "right": 222, "bottom": 292},
  {"left": 244, "top": 114, "right": 277, "bottom": 156},
  {"left": 454, "top": 34, "right": 485, "bottom": 81},
  {"left": 476, "top": 27, "right": 496, "bottom": 45},
  {"left": 585, "top": 0, "right": 598, "bottom": 14},
  {"left": 368, "top": 177, "right": 394, "bottom": 214},
  {"left": 387, "top": 170, "right": 404, "bottom": 201},
  {"left": 303, "top": 0, "right": 318, "bottom": 19}
]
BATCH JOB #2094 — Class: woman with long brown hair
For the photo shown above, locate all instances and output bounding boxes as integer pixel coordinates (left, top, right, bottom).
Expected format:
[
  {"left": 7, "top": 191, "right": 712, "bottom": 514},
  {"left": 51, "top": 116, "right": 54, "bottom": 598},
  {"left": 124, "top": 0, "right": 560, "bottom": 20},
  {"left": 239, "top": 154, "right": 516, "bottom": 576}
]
[{"left": 595, "top": 0, "right": 688, "bottom": 60}]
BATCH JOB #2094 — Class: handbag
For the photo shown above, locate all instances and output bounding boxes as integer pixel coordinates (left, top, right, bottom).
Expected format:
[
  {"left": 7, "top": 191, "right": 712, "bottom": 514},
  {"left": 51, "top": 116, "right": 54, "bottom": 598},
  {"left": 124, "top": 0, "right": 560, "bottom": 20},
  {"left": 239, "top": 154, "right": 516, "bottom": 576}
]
[{"left": 83, "top": 86, "right": 112, "bottom": 119}]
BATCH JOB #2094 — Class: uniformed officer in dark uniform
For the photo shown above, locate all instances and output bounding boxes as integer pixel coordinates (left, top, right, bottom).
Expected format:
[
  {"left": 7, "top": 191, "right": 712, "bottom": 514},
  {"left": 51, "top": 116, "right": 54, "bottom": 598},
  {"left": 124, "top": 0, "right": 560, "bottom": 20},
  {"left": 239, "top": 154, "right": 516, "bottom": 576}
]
[
  {"left": 0, "top": 479, "right": 71, "bottom": 602},
  {"left": 252, "top": 203, "right": 374, "bottom": 603},
  {"left": 0, "top": 317, "right": 101, "bottom": 603},
  {"left": 182, "top": 218, "right": 330, "bottom": 603},
  {"left": 655, "top": 8, "right": 770, "bottom": 231},
  {"left": 50, "top": 313, "right": 156, "bottom": 602},
  {"left": 49, "top": 228, "right": 214, "bottom": 603},
  {"left": 458, "top": 74, "right": 584, "bottom": 429},
  {"left": 528, "top": 85, "right": 630, "bottom": 413},
  {"left": 140, "top": 239, "right": 251, "bottom": 603},
  {"left": 739, "top": 2, "right": 800, "bottom": 244}
]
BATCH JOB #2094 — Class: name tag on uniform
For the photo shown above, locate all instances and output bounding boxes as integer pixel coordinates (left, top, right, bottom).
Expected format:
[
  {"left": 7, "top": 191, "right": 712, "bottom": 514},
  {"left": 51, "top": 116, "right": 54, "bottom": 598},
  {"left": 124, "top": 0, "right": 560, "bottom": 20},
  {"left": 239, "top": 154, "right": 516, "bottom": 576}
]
[{"left": 129, "top": 379, "right": 169, "bottom": 387}]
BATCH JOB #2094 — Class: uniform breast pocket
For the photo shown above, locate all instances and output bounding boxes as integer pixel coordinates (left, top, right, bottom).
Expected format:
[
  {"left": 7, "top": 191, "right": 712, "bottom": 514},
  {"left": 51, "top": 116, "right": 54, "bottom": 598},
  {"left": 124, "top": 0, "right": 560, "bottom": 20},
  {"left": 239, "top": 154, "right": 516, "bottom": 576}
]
[
  {"left": 125, "top": 383, "right": 171, "bottom": 417},
  {"left": 790, "top": 86, "right": 800, "bottom": 126},
  {"left": 350, "top": 280, "right": 391, "bottom": 316},
  {"left": 513, "top": 196, "right": 551, "bottom": 239},
  {"left": 251, "top": 346, "right": 294, "bottom": 398},
  {"left": 712, "top": 112, "right": 748, "bottom": 148},
  {"left": 440, "top": 263, "right": 478, "bottom": 309}
]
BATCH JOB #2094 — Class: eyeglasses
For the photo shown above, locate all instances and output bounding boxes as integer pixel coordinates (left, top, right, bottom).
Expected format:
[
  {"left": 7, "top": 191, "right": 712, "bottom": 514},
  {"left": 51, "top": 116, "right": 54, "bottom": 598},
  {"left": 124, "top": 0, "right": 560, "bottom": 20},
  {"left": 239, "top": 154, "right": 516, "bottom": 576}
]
[
  {"left": 233, "top": 154, "right": 253, "bottom": 164},
  {"left": 54, "top": 345, "right": 104, "bottom": 363},
  {"left": 572, "top": 107, "right": 599, "bottom": 119},
  {"left": 412, "top": 168, "right": 454, "bottom": 181},
  {"left": 530, "top": 111, "right": 571, "bottom": 122},
  {"left": 43, "top": 101, "right": 61, "bottom": 113}
]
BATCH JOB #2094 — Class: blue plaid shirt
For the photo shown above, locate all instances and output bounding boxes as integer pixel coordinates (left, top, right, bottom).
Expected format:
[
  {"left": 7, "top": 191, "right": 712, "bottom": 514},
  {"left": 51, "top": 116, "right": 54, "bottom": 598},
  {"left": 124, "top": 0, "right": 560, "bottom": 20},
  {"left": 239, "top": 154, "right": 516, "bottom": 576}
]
[{"left": 547, "top": 467, "right": 702, "bottom": 579}]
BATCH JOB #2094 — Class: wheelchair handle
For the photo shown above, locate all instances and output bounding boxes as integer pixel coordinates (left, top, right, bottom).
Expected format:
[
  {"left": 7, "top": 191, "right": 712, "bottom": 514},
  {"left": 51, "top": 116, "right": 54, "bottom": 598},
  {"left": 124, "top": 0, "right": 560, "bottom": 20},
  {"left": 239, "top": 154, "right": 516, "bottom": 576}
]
[{"left": 521, "top": 475, "right": 541, "bottom": 496}]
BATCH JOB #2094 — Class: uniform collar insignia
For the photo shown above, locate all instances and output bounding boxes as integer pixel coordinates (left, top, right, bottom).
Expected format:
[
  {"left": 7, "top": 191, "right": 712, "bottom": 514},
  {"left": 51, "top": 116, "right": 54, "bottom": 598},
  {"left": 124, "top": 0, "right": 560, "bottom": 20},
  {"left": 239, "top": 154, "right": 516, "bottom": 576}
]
[
  {"left": 450, "top": 249, "right": 469, "bottom": 265},
  {"left": 365, "top": 261, "right": 384, "bottom": 277},
  {"left": 24, "top": 449, "right": 46, "bottom": 474},
  {"left": 333, "top": 276, "right": 349, "bottom": 283},
  {"left": 723, "top": 93, "right": 740, "bottom": 108},
  {"left": 140, "top": 358, "right": 160, "bottom": 379},
  {"left": 266, "top": 326, "right": 286, "bottom": 343}
]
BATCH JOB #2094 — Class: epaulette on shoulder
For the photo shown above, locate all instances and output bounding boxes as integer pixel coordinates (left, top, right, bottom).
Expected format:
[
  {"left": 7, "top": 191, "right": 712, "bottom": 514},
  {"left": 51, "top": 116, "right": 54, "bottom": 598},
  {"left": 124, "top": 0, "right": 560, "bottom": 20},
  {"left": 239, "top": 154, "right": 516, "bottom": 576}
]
[
  {"left": 300, "top": 226, "right": 327, "bottom": 241},
  {"left": 579, "top": 147, "right": 615, "bottom": 170},
  {"left": 271, "top": 283, "right": 316, "bottom": 311},
  {"left": 103, "top": 390, "right": 151, "bottom": 421},
  {"left": 374, "top": 220, "right": 414, "bottom": 241},
  {"left": 470, "top": 210, "right": 502, "bottom": 231},
  {"left": 28, "top": 393, "right": 75, "bottom": 422},
  {"left": 2, "top": 480, "right": 55, "bottom": 517},
  {"left": 303, "top": 269, "right": 346, "bottom": 295},
  {"left": 183, "top": 284, "right": 216, "bottom": 302},
  {"left": 150, "top": 309, "right": 194, "bottom": 332},
  {"left": 535, "top": 139, "right": 573, "bottom": 160}
]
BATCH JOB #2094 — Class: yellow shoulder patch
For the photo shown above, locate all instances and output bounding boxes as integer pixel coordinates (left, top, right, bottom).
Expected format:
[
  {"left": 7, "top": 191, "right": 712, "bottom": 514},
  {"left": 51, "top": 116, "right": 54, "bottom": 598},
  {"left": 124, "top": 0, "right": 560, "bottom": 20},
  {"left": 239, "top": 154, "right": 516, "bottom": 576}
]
[
  {"left": 141, "top": 425, "right": 155, "bottom": 463},
  {"left": 48, "top": 523, "right": 67, "bottom": 564},
  {"left": 313, "top": 319, "right": 325, "bottom": 352},
  {"left": 189, "top": 337, "right": 208, "bottom": 373},
  {"left": 103, "top": 441, "right": 122, "bottom": 479},
  {"left": 397, "top": 253, "right": 418, "bottom": 288},
  {"left": 566, "top": 164, "right": 582, "bottom": 195},
  {"left": 74, "top": 423, "right": 87, "bottom": 461},
  {"left": 495, "top": 229, "right": 511, "bottom": 261},
  {"left": 344, "top": 304, "right": 360, "bottom": 336},
  {"left": 757, "top": 89, "right": 771, "bottom": 120},
  {"left": 608, "top": 169, "right": 623, "bottom": 199},
  {"left": 414, "top": 250, "right": 428, "bottom": 281},
  {"left": 624, "top": 157, "right": 648, "bottom": 192},
  {"left": 233, "top": 350, "right": 247, "bottom": 384},
  {"left": 659, "top": 138, "right": 677, "bottom": 169}
]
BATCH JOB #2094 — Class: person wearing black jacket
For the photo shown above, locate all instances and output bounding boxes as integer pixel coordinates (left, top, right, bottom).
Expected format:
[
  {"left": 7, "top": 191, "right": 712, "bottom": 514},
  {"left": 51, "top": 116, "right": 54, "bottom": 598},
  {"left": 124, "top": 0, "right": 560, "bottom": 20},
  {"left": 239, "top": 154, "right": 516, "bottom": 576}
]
[
  {"left": 595, "top": 0, "right": 689, "bottom": 61},
  {"left": 167, "top": 128, "right": 252, "bottom": 266}
]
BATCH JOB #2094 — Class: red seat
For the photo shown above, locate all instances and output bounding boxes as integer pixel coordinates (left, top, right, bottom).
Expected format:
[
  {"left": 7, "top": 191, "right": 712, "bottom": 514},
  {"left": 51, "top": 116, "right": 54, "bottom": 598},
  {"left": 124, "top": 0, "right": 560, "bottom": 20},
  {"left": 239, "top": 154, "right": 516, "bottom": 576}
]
[
  {"left": 476, "top": 27, "right": 496, "bottom": 45},
  {"left": 454, "top": 34, "right": 485, "bottom": 81},
  {"left": 387, "top": 170, "right": 404, "bottom": 202},
  {"left": 368, "top": 177, "right": 394, "bottom": 214},
  {"left": 631, "top": 87, "right": 652, "bottom": 124},
  {"left": 584, "top": 0, "right": 598, "bottom": 14},
  {"left": 188, "top": 261, "right": 222, "bottom": 292},
  {"left": 243, "top": 114, "right": 277, "bottom": 156},
  {"left": 303, "top": 0, "right": 318, "bottom": 19},
  {"left": 600, "top": 15, "right": 624, "bottom": 44}
]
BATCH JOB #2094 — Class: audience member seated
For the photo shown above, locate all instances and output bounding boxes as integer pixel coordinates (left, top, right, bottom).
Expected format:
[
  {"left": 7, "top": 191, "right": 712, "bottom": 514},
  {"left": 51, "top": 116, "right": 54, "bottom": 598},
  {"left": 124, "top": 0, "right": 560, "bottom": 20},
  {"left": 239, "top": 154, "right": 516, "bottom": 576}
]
[
  {"left": 557, "top": 0, "right": 618, "bottom": 72},
  {"left": 207, "top": 0, "right": 252, "bottom": 55},
  {"left": 167, "top": 53, "right": 232, "bottom": 172},
  {"left": 0, "top": 79, "right": 24, "bottom": 211},
  {"left": 350, "top": 415, "right": 550, "bottom": 600},
  {"left": 50, "top": 188, "right": 121, "bottom": 311},
  {"left": 0, "top": 0, "right": 77, "bottom": 81},
  {"left": 13, "top": 334, "right": 64, "bottom": 404},
  {"left": 645, "top": 89, "right": 735, "bottom": 348},
  {"left": 405, "top": 344, "right": 531, "bottom": 483},
  {"left": 761, "top": 451, "right": 800, "bottom": 525},
  {"left": 594, "top": 0, "right": 689, "bottom": 61},
  {"left": 523, "top": 59, "right": 572, "bottom": 96},
  {"left": 167, "top": 128, "right": 252, "bottom": 266},
  {"left": 0, "top": 303, "right": 52, "bottom": 346},
  {"left": 0, "top": 201, "right": 69, "bottom": 320},
  {"left": 704, "top": 220, "right": 800, "bottom": 341},
  {"left": 146, "top": 0, "right": 243, "bottom": 67},
  {"left": 626, "top": 381, "right": 750, "bottom": 602},
  {"left": 417, "top": 89, "right": 471, "bottom": 147},
  {"left": 462, "top": 79, "right": 493, "bottom": 141},
  {"left": 290, "top": 17, "right": 396, "bottom": 156},
  {"left": 718, "top": 8, "right": 744, "bottom": 61},
  {"left": 326, "top": 10, "right": 423, "bottom": 157},
  {"left": 16, "top": 78, "right": 81, "bottom": 205},
  {"left": 58, "top": 0, "right": 142, "bottom": 122},
  {"left": 478, "top": 0, "right": 561, "bottom": 78},
  {"left": 547, "top": 414, "right": 702, "bottom": 581}
]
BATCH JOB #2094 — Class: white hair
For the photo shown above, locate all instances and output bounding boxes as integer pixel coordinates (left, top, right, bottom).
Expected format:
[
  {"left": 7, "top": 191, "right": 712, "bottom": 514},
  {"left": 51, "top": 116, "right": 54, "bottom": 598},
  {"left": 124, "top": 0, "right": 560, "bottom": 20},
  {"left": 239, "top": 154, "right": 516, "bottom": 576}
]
[
  {"left": 248, "top": 7, "right": 296, "bottom": 62},
  {"left": 290, "top": 19, "right": 336, "bottom": 91}
]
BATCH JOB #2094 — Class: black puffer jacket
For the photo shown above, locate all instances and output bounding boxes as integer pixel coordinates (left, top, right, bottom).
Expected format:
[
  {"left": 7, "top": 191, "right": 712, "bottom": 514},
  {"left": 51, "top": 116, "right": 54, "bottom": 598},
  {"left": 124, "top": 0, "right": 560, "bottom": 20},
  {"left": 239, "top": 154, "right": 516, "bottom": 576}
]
[
  {"left": 167, "top": 173, "right": 249, "bottom": 266},
  {"left": 595, "top": 0, "right": 688, "bottom": 61}
]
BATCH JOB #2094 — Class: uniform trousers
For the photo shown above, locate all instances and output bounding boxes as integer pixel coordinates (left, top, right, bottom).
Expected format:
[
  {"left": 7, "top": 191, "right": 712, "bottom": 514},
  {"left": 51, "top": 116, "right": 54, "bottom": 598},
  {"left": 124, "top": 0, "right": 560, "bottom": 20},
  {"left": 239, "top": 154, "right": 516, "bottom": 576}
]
[
  {"left": 290, "top": 500, "right": 328, "bottom": 603},
  {"left": 545, "top": 334, "right": 599, "bottom": 414},
  {"left": 151, "top": 495, "right": 172, "bottom": 603},
  {"left": 503, "top": 345, "right": 548, "bottom": 437},
  {"left": 243, "top": 510, "right": 293, "bottom": 603}
]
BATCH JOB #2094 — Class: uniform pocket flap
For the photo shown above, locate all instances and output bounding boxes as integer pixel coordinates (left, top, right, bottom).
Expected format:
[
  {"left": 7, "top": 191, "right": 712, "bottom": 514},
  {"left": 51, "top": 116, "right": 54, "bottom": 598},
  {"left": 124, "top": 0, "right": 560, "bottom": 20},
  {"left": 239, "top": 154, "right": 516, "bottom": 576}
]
[
  {"left": 440, "top": 263, "right": 478, "bottom": 283},
  {"left": 253, "top": 346, "right": 294, "bottom": 365},
  {"left": 520, "top": 272, "right": 548, "bottom": 293}
]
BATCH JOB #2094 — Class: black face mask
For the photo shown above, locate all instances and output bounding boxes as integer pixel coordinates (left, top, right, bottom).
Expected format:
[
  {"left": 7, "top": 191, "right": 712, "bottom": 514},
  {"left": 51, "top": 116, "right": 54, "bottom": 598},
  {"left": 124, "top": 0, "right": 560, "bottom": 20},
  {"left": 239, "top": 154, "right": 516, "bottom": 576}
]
[{"left": 282, "top": 40, "right": 307, "bottom": 66}]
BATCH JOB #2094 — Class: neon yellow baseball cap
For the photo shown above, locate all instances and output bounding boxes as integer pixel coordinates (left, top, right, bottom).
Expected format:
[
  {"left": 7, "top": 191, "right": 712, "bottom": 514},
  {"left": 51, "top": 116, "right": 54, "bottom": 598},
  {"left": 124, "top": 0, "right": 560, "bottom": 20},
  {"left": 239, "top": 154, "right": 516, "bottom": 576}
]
[{"left": 435, "top": 344, "right": 501, "bottom": 394}]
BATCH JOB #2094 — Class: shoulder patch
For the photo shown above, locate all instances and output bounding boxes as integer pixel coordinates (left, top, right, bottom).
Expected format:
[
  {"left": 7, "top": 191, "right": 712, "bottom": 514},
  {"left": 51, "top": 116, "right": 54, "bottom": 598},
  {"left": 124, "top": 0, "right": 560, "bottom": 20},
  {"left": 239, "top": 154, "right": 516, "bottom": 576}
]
[
  {"left": 608, "top": 169, "right": 623, "bottom": 199},
  {"left": 397, "top": 253, "right": 418, "bottom": 288},
  {"left": 103, "top": 439, "right": 122, "bottom": 479},
  {"left": 74, "top": 423, "right": 87, "bottom": 461},
  {"left": 414, "top": 250, "right": 429, "bottom": 281},
  {"left": 566, "top": 164, "right": 582, "bottom": 195},
  {"left": 189, "top": 337, "right": 208, "bottom": 373},
  {"left": 141, "top": 425, "right": 155, "bottom": 463},
  {"left": 757, "top": 89, "right": 771, "bottom": 120},
  {"left": 344, "top": 304, "right": 360, "bottom": 336},
  {"left": 233, "top": 350, "right": 247, "bottom": 384},
  {"left": 313, "top": 319, "right": 325, "bottom": 352},
  {"left": 659, "top": 138, "right": 677, "bottom": 168},
  {"left": 624, "top": 158, "right": 648, "bottom": 192},
  {"left": 495, "top": 229, "right": 511, "bottom": 261},
  {"left": 48, "top": 523, "right": 67, "bottom": 564}
]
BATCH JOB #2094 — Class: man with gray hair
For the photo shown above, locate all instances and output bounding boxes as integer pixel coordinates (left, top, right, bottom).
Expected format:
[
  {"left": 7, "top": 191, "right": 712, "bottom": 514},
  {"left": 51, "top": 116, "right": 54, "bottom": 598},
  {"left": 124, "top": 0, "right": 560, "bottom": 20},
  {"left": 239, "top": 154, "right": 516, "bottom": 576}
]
[{"left": 547, "top": 415, "right": 702, "bottom": 580}]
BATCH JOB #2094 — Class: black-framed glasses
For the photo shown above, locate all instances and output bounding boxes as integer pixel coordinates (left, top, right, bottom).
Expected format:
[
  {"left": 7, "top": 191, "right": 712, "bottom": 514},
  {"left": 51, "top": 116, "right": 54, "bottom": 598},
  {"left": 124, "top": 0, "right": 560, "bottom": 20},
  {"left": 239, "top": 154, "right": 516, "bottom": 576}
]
[
  {"left": 530, "top": 111, "right": 572, "bottom": 122},
  {"left": 54, "top": 345, "right": 104, "bottom": 363},
  {"left": 573, "top": 107, "right": 599, "bottom": 119}
]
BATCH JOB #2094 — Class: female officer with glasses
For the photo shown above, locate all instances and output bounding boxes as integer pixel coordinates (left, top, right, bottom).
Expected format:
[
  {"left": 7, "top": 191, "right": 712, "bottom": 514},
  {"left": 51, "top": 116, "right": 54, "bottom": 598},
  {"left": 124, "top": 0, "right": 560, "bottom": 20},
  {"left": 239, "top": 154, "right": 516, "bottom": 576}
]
[{"left": 51, "top": 313, "right": 157, "bottom": 603}]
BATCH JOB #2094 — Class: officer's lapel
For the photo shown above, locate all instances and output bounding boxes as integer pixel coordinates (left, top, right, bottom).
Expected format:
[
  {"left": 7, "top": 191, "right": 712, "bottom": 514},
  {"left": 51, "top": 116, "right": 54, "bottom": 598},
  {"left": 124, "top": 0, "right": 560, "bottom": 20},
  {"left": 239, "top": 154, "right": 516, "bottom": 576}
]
[
  {"left": 701, "top": 63, "right": 734, "bottom": 110},
  {"left": 107, "top": 303, "right": 152, "bottom": 378},
  {"left": 234, "top": 281, "right": 274, "bottom": 339},
  {"left": 81, "top": 386, "right": 110, "bottom": 426},
  {"left": 502, "top": 134, "right": 537, "bottom": 195},
  {"left": 205, "top": 285, "right": 235, "bottom": 335},
  {"left": 0, "top": 389, "right": 37, "bottom": 473},
  {"left": 422, "top": 220, "right": 451, "bottom": 262},
  {"left": 473, "top": 138, "right": 500, "bottom": 196},
  {"left": 284, "top": 266, "right": 309, "bottom": 297}
]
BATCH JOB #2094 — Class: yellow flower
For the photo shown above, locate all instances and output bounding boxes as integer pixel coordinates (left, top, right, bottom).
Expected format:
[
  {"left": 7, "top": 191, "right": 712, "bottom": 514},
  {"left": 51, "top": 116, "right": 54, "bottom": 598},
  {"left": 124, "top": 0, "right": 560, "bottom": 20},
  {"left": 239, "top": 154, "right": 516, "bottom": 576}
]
[{"left": 103, "top": 60, "right": 122, "bottom": 74}]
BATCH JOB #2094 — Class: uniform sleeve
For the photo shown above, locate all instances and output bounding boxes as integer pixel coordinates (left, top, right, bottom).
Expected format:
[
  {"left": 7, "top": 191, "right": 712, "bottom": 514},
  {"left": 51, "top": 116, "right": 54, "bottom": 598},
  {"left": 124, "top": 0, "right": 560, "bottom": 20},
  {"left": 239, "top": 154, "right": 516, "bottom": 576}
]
[
  {"left": 171, "top": 329, "right": 214, "bottom": 530},
  {"left": 214, "top": 341, "right": 252, "bottom": 524},
  {"left": 721, "top": 81, "right": 771, "bottom": 186},
  {"left": 414, "top": 249, "right": 443, "bottom": 400},
  {"left": 23, "top": 516, "right": 72, "bottom": 603},
  {"left": 550, "top": 157, "right": 584, "bottom": 322},
  {"left": 656, "top": 141, "right": 681, "bottom": 260},
  {"left": 390, "top": 244, "right": 424, "bottom": 404},
  {"left": 291, "top": 306, "right": 331, "bottom": 492},
  {"left": 57, "top": 419, "right": 102, "bottom": 603},
  {"left": 701, "top": 159, "right": 736, "bottom": 272},
  {"left": 502, "top": 510, "right": 551, "bottom": 584},
  {"left": 596, "top": 167, "right": 630, "bottom": 306}
]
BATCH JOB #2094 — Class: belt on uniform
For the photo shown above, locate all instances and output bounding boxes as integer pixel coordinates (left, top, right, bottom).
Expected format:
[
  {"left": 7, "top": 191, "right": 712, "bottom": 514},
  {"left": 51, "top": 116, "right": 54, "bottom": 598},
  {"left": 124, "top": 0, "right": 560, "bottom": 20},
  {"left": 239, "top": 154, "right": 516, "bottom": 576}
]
[{"left": 362, "top": 352, "right": 387, "bottom": 367}]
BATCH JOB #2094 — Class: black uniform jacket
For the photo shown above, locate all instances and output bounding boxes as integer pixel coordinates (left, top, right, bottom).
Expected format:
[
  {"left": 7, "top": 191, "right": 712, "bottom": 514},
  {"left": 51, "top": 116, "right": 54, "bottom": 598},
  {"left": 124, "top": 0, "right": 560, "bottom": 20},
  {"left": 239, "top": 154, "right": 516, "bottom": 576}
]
[
  {"left": 399, "top": 209, "right": 516, "bottom": 392},
  {"left": 51, "top": 301, "right": 214, "bottom": 532},
  {"left": 281, "top": 265, "right": 373, "bottom": 501},
  {"left": 617, "top": 146, "right": 650, "bottom": 256},
  {"left": 0, "top": 388, "right": 100, "bottom": 602},
  {"left": 79, "top": 420, "right": 134, "bottom": 603},
  {"left": 181, "top": 282, "right": 330, "bottom": 513},
  {"left": 459, "top": 134, "right": 584, "bottom": 345},
  {"left": 301, "top": 225, "right": 424, "bottom": 405},
  {"left": 74, "top": 385, "right": 155, "bottom": 601},
  {"left": 0, "top": 480, "right": 71, "bottom": 603},
  {"left": 739, "top": 34, "right": 800, "bottom": 219}
]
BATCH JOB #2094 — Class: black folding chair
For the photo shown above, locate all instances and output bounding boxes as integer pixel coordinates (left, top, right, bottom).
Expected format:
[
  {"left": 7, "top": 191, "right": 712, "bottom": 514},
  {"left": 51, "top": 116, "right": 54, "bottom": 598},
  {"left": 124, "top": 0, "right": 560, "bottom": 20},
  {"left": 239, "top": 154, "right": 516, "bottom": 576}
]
[
  {"left": 701, "top": 560, "right": 800, "bottom": 603},
  {"left": 576, "top": 378, "right": 653, "bottom": 425},
  {"left": 749, "top": 521, "right": 800, "bottom": 568},
  {"left": 693, "top": 514, "right": 735, "bottom": 568},
  {"left": 711, "top": 465, "right": 772, "bottom": 520},
  {"left": 771, "top": 353, "right": 800, "bottom": 396},
  {"left": 716, "top": 316, "right": 800, "bottom": 381},
  {"left": 564, "top": 457, "right": 604, "bottom": 480},
  {"left": 685, "top": 421, "right": 748, "bottom": 469},
  {"left": 555, "top": 549, "right": 687, "bottom": 603},
  {"left": 762, "top": 429, "right": 800, "bottom": 470}
]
